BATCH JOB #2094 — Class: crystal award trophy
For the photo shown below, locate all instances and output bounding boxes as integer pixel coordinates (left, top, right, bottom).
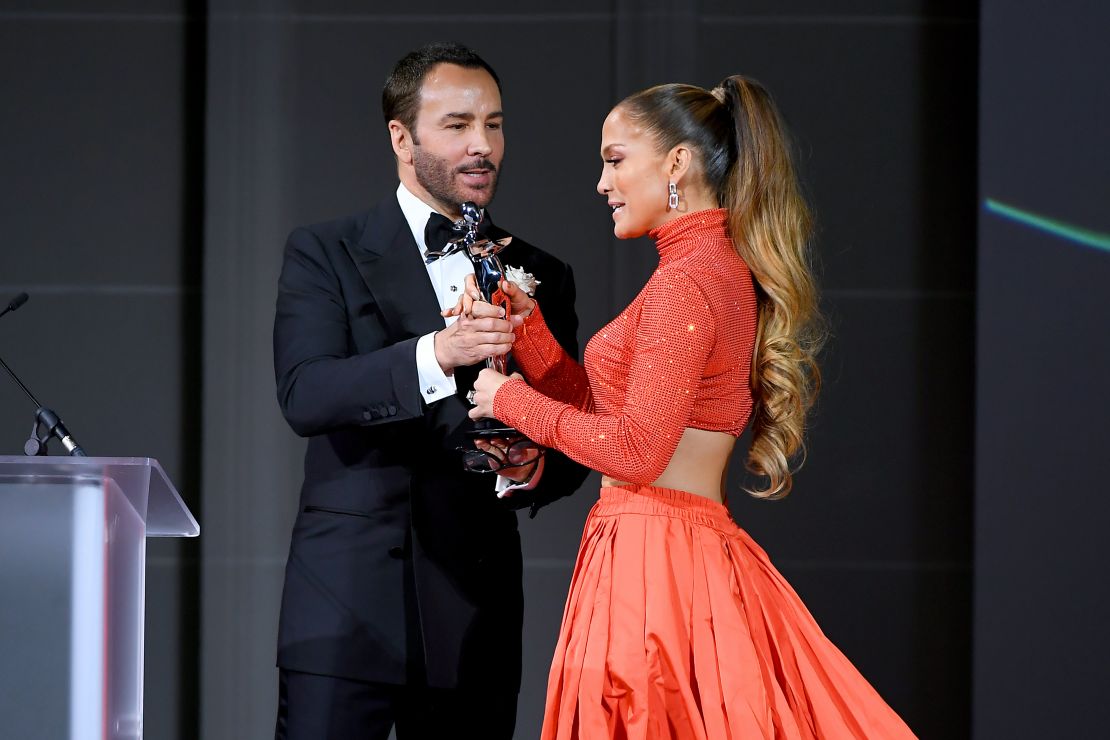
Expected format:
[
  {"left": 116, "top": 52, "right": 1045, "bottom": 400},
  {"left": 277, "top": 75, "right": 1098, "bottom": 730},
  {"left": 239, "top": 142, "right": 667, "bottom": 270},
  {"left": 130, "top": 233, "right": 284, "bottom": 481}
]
[{"left": 451, "top": 202, "right": 544, "bottom": 472}]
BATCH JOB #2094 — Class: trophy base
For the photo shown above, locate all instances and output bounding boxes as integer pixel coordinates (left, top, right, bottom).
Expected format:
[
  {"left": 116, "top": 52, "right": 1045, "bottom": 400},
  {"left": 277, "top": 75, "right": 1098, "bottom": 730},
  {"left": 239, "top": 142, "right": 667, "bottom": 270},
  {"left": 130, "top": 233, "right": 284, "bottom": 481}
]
[{"left": 465, "top": 419, "right": 520, "bottom": 439}]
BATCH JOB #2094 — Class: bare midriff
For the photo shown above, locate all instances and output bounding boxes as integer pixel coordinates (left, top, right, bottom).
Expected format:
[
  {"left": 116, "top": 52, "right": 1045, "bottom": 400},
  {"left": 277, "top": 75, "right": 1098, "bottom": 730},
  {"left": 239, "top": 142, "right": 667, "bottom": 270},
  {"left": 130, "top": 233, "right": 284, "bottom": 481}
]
[{"left": 601, "top": 427, "right": 735, "bottom": 503}]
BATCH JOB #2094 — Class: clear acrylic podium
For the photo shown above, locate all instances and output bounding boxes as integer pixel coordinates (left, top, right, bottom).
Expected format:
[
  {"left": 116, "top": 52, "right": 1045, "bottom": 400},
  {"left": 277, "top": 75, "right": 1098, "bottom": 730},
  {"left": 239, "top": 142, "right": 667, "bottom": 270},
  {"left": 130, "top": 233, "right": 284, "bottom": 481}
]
[{"left": 0, "top": 456, "right": 199, "bottom": 740}]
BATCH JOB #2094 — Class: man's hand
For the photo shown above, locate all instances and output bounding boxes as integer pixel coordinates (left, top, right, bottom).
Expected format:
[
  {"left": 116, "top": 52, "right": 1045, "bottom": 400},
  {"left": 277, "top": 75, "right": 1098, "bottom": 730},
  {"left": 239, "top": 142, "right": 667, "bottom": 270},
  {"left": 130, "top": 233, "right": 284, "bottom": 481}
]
[
  {"left": 434, "top": 301, "right": 514, "bottom": 373},
  {"left": 476, "top": 437, "right": 541, "bottom": 484}
]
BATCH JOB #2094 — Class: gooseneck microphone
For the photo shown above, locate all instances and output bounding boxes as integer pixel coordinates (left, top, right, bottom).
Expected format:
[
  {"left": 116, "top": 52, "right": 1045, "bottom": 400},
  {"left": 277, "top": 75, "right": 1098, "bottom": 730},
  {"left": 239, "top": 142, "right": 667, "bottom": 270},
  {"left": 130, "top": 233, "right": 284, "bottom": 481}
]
[
  {"left": 0, "top": 291, "right": 28, "bottom": 320},
  {"left": 0, "top": 292, "right": 87, "bottom": 456}
]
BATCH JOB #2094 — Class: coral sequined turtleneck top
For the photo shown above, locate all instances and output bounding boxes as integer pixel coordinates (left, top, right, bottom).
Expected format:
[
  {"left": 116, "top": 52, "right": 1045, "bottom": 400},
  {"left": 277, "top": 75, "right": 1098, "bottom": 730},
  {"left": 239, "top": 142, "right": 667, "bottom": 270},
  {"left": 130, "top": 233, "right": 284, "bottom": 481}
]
[{"left": 493, "top": 208, "right": 759, "bottom": 485}]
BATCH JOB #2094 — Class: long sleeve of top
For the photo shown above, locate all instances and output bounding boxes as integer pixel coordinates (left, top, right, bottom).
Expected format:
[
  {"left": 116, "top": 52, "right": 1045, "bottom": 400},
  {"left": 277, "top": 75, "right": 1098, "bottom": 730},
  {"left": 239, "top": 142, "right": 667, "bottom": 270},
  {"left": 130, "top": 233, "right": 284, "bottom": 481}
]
[{"left": 509, "top": 301, "right": 594, "bottom": 411}]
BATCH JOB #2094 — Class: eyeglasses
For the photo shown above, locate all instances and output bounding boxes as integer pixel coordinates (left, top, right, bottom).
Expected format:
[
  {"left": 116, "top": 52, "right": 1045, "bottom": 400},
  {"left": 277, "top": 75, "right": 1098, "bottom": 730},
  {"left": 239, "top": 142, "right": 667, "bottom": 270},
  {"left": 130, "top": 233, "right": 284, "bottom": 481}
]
[{"left": 458, "top": 437, "right": 544, "bottom": 473}]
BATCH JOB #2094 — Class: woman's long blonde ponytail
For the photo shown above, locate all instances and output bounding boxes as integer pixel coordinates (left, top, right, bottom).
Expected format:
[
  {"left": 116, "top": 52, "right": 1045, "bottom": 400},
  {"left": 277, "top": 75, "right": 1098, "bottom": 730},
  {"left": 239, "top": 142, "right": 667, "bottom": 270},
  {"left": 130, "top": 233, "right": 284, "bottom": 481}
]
[{"left": 716, "top": 75, "right": 823, "bottom": 498}]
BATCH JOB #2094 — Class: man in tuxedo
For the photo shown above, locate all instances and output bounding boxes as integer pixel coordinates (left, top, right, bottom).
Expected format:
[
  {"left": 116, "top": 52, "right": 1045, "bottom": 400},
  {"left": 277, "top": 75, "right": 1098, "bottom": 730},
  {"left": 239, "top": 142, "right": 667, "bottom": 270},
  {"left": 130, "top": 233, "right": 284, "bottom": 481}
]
[{"left": 272, "top": 43, "right": 586, "bottom": 739}]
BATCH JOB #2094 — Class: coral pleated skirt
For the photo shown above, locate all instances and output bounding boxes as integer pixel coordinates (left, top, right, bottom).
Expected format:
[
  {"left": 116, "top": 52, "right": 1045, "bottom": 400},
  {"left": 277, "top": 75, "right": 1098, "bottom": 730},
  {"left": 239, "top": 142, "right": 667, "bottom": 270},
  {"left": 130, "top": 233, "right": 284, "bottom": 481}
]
[{"left": 541, "top": 485, "right": 916, "bottom": 739}]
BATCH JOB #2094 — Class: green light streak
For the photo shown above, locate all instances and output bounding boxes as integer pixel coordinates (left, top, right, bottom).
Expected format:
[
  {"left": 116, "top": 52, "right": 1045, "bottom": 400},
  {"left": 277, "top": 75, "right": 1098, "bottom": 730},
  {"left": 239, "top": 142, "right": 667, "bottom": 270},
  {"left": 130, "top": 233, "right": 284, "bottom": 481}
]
[{"left": 985, "top": 199, "right": 1110, "bottom": 254}]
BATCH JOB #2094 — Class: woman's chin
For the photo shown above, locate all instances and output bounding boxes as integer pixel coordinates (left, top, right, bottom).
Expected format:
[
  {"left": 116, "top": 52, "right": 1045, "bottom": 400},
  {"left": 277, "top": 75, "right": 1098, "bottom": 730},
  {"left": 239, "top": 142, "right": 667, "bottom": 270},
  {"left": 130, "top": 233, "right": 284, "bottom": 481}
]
[{"left": 613, "top": 224, "right": 644, "bottom": 240}]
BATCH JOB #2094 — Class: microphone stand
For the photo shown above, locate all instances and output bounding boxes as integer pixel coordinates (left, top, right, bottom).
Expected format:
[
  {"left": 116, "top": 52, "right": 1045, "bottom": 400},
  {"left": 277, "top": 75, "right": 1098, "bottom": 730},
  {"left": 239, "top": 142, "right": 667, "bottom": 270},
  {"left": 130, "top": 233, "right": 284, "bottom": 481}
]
[
  {"left": 1, "top": 292, "right": 87, "bottom": 456},
  {"left": 0, "top": 354, "right": 86, "bottom": 457}
]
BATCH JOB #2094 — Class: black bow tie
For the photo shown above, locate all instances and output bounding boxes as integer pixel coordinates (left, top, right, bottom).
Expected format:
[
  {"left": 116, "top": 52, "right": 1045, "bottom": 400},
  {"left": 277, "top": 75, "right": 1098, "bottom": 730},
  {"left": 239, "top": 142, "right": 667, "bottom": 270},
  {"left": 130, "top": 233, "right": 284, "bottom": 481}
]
[{"left": 423, "top": 210, "right": 492, "bottom": 263}]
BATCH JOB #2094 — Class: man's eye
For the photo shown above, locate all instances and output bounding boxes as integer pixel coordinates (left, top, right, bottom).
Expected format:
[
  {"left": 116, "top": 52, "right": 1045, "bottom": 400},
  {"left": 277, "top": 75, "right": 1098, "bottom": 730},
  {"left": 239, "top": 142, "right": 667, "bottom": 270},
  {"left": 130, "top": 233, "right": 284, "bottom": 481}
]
[
  {"left": 487, "top": 123, "right": 502, "bottom": 130},
  {"left": 448, "top": 123, "right": 467, "bottom": 130}
]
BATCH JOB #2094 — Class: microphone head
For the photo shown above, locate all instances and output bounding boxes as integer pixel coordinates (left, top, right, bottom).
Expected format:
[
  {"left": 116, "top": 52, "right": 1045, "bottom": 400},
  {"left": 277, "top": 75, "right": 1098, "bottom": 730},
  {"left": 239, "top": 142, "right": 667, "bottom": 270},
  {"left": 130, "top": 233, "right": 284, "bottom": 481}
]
[{"left": 7, "top": 292, "right": 28, "bottom": 312}]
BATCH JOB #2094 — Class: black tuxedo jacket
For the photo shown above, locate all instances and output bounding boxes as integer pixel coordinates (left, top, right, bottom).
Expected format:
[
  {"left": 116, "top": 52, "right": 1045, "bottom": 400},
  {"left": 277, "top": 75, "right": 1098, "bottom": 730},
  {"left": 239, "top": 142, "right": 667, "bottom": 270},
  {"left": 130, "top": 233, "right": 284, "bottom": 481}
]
[{"left": 272, "top": 194, "right": 587, "bottom": 691}]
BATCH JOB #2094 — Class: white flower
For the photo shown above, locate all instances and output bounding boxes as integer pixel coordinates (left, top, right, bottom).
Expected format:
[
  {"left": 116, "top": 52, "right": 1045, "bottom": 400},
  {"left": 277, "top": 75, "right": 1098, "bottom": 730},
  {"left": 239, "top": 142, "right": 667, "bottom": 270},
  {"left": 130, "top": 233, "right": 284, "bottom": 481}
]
[{"left": 504, "top": 265, "right": 541, "bottom": 296}]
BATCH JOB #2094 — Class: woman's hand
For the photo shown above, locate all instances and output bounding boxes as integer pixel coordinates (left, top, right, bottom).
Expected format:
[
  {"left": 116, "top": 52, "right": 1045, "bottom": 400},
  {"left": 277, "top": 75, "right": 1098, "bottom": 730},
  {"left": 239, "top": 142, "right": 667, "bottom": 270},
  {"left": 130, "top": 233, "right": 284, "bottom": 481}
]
[
  {"left": 469, "top": 368, "right": 521, "bottom": 420},
  {"left": 496, "top": 275, "right": 536, "bottom": 320},
  {"left": 442, "top": 274, "right": 536, "bottom": 324}
]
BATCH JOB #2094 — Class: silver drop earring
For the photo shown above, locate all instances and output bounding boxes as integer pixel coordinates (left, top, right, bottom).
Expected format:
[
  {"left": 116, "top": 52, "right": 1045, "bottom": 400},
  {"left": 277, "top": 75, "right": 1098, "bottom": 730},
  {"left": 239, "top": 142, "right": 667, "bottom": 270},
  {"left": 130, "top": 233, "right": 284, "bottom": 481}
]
[{"left": 668, "top": 182, "right": 679, "bottom": 209}]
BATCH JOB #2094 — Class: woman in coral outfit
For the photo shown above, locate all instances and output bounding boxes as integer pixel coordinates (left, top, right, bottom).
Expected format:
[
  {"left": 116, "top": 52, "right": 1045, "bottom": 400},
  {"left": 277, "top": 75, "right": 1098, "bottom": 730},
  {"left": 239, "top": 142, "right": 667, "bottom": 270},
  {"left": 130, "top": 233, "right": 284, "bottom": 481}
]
[{"left": 461, "top": 76, "right": 916, "bottom": 739}]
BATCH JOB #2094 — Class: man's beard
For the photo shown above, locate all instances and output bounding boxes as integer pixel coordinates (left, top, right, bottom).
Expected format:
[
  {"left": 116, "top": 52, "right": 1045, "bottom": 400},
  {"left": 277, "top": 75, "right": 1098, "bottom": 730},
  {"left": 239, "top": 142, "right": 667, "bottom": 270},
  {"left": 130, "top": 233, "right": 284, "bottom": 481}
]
[{"left": 412, "top": 147, "right": 500, "bottom": 211}]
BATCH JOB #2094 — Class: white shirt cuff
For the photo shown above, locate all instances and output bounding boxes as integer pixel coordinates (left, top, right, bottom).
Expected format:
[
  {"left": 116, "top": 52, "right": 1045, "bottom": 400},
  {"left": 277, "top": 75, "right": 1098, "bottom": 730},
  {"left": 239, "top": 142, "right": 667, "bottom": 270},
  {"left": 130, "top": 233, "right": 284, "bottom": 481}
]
[
  {"left": 416, "top": 332, "right": 457, "bottom": 404},
  {"left": 495, "top": 456, "right": 545, "bottom": 498}
]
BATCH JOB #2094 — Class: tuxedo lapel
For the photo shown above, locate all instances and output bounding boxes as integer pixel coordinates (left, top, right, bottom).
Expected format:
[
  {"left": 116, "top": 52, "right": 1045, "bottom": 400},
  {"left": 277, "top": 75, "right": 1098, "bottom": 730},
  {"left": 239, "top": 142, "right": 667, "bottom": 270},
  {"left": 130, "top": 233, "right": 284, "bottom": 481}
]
[{"left": 342, "top": 196, "right": 444, "bottom": 342}]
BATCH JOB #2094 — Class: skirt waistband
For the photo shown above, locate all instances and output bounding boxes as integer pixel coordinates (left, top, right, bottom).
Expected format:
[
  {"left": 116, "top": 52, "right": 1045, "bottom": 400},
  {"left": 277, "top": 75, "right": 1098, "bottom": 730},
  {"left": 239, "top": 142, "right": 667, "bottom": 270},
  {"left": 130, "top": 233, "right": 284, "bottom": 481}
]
[{"left": 595, "top": 484, "right": 735, "bottom": 530}]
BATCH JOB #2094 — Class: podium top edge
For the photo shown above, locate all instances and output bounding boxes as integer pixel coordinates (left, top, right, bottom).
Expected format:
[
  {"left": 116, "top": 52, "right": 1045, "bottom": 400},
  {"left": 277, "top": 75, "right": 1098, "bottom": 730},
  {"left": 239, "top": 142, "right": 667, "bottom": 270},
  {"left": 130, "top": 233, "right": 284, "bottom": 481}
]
[
  {"left": 0, "top": 455, "right": 199, "bottom": 537},
  {"left": 0, "top": 456, "right": 158, "bottom": 465}
]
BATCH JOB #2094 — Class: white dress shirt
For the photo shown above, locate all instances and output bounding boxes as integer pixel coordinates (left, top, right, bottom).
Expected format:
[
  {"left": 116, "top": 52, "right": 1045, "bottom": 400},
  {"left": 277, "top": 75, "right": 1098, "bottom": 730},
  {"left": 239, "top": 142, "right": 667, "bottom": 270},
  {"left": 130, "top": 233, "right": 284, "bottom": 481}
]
[{"left": 396, "top": 182, "right": 475, "bottom": 404}]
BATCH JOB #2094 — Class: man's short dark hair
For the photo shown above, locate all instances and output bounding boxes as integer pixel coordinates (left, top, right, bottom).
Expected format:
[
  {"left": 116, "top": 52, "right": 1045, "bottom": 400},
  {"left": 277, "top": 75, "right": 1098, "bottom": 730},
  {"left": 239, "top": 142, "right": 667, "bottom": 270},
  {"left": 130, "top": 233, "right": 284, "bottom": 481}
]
[{"left": 382, "top": 43, "right": 502, "bottom": 136}]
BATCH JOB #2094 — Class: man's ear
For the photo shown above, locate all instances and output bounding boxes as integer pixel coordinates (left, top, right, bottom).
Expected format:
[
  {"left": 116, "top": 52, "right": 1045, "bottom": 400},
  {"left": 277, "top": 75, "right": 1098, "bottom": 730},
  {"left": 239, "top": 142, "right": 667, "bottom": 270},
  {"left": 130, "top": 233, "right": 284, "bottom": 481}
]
[{"left": 389, "top": 120, "right": 414, "bottom": 165}]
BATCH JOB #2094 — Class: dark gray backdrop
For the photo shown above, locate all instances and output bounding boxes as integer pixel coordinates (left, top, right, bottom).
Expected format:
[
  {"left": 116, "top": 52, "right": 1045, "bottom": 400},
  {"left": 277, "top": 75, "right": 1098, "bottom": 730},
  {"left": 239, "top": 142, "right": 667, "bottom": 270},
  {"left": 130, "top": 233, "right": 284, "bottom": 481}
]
[
  {"left": 975, "top": 0, "right": 1110, "bottom": 737},
  {"left": 1, "top": 2, "right": 979, "bottom": 738},
  {"left": 0, "top": 3, "right": 203, "bottom": 739}
]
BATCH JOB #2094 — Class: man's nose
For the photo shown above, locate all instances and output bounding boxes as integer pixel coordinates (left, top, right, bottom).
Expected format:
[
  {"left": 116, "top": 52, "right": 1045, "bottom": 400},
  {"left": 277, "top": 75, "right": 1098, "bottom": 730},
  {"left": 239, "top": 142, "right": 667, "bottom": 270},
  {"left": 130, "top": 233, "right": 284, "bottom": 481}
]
[{"left": 468, "top": 128, "right": 493, "bottom": 157}]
